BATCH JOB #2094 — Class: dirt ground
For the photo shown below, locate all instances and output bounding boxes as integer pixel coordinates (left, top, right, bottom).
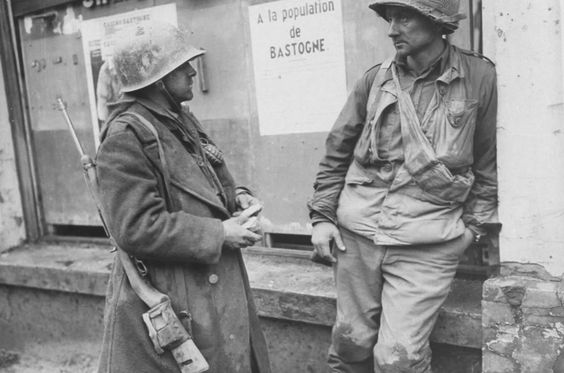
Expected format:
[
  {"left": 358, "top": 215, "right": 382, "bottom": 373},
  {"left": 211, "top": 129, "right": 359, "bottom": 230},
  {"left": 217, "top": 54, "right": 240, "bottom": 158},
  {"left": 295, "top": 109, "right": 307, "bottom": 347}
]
[
  {"left": 0, "top": 342, "right": 481, "bottom": 373},
  {"left": 0, "top": 341, "right": 98, "bottom": 373}
]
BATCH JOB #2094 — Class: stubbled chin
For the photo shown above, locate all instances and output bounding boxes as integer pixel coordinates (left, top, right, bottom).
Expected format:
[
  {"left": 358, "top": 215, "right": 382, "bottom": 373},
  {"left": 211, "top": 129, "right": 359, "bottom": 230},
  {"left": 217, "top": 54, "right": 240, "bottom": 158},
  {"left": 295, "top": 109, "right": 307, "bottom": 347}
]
[{"left": 395, "top": 47, "right": 410, "bottom": 57}]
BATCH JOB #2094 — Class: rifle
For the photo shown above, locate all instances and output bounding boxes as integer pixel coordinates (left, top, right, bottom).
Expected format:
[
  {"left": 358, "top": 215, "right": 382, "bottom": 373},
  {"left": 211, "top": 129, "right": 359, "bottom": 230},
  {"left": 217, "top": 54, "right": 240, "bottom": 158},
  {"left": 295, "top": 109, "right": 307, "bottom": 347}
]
[{"left": 56, "top": 97, "right": 209, "bottom": 373}]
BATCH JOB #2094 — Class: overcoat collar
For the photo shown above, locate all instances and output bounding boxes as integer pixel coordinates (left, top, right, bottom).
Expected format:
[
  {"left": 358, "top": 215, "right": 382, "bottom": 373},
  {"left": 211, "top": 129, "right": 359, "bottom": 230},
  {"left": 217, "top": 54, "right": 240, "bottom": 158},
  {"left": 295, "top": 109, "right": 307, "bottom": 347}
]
[{"left": 108, "top": 95, "right": 231, "bottom": 218}]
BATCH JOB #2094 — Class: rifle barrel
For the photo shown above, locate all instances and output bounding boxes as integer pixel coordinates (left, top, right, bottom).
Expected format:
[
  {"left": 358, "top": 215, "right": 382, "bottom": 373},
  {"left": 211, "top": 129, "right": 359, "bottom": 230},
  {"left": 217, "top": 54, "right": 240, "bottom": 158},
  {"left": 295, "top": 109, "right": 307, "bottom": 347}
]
[{"left": 57, "top": 98, "right": 86, "bottom": 157}]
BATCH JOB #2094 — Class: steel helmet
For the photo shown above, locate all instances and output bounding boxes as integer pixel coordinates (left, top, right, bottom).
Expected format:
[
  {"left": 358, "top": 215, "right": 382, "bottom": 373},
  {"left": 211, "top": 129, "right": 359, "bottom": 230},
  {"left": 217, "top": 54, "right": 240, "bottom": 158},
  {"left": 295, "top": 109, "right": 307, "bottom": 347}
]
[
  {"left": 112, "top": 21, "right": 205, "bottom": 93},
  {"left": 369, "top": 0, "right": 466, "bottom": 34}
]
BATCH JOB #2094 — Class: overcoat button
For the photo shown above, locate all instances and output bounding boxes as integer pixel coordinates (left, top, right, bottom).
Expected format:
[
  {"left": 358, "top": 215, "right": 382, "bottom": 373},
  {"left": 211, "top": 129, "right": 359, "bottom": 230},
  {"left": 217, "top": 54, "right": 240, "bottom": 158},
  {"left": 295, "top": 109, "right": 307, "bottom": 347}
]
[{"left": 208, "top": 274, "right": 219, "bottom": 284}]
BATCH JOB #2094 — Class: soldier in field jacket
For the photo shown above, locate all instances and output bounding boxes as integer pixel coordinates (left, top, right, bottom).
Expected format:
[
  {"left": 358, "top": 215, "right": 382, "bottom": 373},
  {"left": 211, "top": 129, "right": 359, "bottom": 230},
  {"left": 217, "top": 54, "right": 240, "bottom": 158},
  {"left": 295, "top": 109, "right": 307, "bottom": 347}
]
[{"left": 308, "top": 1, "right": 497, "bottom": 371}]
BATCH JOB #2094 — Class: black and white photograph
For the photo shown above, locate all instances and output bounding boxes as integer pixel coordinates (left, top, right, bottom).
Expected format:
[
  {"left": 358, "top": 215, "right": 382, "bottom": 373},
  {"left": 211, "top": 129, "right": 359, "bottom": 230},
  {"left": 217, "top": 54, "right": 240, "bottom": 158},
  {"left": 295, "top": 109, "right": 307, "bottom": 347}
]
[{"left": 0, "top": 0, "right": 562, "bottom": 372}]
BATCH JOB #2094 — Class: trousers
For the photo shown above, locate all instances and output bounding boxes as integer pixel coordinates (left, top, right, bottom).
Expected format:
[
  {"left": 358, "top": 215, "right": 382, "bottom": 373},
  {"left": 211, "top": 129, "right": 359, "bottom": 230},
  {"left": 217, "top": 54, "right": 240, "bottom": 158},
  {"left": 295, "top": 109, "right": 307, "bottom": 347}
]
[{"left": 328, "top": 227, "right": 472, "bottom": 373}]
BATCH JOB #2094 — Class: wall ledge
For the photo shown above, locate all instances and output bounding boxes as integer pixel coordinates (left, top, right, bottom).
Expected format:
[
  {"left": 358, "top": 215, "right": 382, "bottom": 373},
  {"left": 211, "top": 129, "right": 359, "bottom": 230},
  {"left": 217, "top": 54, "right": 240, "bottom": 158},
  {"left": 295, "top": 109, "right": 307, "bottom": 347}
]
[{"left": 0, "top": 242, "right": 482, "bottom": 348}]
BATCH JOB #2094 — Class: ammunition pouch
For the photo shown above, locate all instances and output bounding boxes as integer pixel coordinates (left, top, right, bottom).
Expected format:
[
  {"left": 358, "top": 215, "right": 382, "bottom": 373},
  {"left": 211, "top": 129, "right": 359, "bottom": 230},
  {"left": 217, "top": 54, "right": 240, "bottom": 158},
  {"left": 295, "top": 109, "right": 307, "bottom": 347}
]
[{"left": 142, "top": 298, "right": 209, "bottom": 373}]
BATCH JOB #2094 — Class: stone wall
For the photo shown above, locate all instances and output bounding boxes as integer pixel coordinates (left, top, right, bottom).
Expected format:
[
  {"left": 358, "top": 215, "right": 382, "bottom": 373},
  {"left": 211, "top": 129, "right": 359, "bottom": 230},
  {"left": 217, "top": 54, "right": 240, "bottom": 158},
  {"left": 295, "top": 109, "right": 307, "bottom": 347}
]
[{"left": 483, "top": 263, "right": 564, "bottom": 373}]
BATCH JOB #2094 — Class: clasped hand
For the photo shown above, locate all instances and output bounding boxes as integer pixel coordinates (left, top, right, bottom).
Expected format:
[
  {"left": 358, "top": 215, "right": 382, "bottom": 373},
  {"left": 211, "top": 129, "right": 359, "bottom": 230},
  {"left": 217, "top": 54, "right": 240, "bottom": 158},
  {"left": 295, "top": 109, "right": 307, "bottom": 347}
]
[{"left": 222, "top": 193, "right": 263, "bottom": 249}]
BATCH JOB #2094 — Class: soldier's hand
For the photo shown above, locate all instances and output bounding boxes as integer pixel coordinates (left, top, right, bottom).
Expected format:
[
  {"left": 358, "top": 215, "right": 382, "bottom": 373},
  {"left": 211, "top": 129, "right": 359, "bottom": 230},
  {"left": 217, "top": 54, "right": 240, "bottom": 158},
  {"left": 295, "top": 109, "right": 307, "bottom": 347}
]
[
  {"left": 310, "top": 222, "right": 346, "bottom": 266},
  {"left": 222, "top": 215, "right": 262, "bottom": 249},
  {"left": 235, "top": 192, "right": 261, "bottom": 210}
]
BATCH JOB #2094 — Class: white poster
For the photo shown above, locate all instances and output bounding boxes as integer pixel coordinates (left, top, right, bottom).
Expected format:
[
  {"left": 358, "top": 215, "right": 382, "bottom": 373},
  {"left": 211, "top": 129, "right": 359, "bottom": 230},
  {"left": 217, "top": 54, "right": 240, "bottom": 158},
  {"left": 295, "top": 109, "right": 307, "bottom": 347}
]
[
  {"left": 249, "top": 0, "right": 347, "bottom": 136},
  {"left": 80, "top": 4, "right": 177, "bottom": 147}
]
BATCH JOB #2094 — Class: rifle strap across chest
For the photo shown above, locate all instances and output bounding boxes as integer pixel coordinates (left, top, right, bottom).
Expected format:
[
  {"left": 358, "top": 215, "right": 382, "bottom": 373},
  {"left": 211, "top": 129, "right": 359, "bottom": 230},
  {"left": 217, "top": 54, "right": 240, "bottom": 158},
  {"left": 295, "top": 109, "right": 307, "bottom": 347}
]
[
  {"left": 122, "top": 111, "right": 193, "bottom": 333},
  {"left": 124, "top": 112, "right": 175, "bottom": 210},
  {"left": 390, "top": 62, "right": 442, "bottom": 178},
  {"left": 390, "top": 62, "right": 474, "bottom": 199}
]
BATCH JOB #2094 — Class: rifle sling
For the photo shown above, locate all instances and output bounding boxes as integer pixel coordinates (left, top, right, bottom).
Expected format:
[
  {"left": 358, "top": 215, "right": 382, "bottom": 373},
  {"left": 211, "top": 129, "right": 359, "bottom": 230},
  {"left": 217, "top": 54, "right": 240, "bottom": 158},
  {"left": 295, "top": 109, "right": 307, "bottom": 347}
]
[
  {"left": 389, "top": 62, "right": 459, "bottom": 190},
  {"left": 124, "top": 112, "right": 192, "bottom": 332}
]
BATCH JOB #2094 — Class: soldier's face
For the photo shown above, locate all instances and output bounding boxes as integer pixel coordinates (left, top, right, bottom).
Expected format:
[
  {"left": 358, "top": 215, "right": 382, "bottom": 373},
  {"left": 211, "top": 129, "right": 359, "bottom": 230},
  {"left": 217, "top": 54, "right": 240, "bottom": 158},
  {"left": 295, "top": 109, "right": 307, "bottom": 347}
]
[
  {"left": 163, "top": 62, "right": 197, "bottom": 102},
  {"left": 385, "top": 6, "right": 442, "bottom": 58}
]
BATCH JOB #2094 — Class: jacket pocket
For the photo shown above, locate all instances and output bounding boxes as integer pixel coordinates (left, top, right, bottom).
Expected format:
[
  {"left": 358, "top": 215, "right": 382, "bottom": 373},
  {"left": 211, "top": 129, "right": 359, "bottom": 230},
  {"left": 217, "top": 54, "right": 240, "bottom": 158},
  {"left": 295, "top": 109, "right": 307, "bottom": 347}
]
[
  {"left": 345, "top": 175, "right": 373, "bottom": 185},
  {"left": 447, "top": 99, "right": 478, "bottom": 128},
  {"left": 431, "top": 98, "right": 478, "bottom": 169},
  {"left": 337, "top": 164, "right": 388, "bottom": 227},
  {"left": 169, "top": 179, "right": 228, "bottom": 218},
  {"left": 344, "top": 160, "right": 373, "bottom": 185},
  {"left": 343, "top": 171, "right": 374, "bottom": 202},
  {"left": 407, "top": 164, "right": 475, "bottom": 206}
]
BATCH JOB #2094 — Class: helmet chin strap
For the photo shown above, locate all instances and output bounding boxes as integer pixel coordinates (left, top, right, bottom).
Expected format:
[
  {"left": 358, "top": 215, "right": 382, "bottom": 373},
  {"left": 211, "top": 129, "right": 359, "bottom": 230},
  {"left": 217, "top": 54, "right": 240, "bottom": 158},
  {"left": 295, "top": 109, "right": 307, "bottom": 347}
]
[{"left": 156, "top": 80, "right": 182, "bottom": 113}]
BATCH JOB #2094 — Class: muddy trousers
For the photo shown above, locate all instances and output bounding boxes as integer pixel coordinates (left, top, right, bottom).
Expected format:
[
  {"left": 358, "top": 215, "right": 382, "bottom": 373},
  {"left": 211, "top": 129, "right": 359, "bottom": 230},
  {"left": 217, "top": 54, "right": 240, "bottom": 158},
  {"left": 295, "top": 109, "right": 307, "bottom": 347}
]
[{"left": 328, "top": 227, "right": 471, "bottom": 373}]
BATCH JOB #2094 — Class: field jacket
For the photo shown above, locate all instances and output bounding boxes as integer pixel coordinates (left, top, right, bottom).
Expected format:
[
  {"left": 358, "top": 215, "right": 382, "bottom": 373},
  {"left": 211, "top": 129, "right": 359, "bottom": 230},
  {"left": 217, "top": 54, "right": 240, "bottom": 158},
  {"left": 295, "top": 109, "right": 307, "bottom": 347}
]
[
  {"left": 309, "top": 44, "right": 498, "bottom": 245},
  {"left": 95, "top": 95, "right": 270, "bottom": 373}
]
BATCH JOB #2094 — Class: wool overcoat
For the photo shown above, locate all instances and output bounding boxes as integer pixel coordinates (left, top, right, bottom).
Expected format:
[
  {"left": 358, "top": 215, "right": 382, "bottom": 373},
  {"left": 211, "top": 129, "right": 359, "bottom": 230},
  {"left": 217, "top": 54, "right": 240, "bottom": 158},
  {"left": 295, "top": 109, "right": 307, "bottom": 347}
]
[{"left": 95, "top": 95, "right": 271, "bottom": 373}]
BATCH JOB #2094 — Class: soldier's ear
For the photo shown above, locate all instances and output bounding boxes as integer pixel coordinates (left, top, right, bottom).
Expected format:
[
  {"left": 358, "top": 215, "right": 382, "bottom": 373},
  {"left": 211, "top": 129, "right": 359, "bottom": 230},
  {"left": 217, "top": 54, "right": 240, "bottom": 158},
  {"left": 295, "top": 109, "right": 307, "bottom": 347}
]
[{"left": 436, "top": 23, "right": 447, "bottom": 36}]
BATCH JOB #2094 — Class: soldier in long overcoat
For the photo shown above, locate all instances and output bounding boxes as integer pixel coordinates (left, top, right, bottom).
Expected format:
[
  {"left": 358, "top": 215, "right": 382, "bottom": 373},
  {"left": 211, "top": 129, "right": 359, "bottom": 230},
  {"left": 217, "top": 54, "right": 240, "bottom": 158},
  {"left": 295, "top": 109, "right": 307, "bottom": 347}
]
[{"left": 95, "top": 21, "right": 271, "bottom": 373}]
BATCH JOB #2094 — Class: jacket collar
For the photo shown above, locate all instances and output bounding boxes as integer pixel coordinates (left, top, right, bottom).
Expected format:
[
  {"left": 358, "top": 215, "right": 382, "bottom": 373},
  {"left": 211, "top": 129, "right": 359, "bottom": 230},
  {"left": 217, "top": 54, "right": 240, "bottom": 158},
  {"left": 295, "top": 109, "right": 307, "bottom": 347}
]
[
  {"left": 395, "top": 40, "right": 449, "bottom": 78},
  {"left": 112, "top": 94, "right": 205, "bottom": 145},
  {"left": 436, "top": 44, "right": 465, "bottom": 84},
  {"left": 123, "top": 94, "right": 182, "bottom": 123},
  {"left": 378, "top": 41, "right": 465, "bottom": 89}
]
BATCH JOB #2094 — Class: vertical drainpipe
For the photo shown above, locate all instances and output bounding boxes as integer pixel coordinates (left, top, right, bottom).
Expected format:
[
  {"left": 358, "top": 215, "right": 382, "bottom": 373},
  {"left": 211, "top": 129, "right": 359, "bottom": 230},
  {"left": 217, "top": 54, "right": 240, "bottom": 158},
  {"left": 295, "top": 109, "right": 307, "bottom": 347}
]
[{"left": 561, "top": 2, "right": 564, "bottom": 106}]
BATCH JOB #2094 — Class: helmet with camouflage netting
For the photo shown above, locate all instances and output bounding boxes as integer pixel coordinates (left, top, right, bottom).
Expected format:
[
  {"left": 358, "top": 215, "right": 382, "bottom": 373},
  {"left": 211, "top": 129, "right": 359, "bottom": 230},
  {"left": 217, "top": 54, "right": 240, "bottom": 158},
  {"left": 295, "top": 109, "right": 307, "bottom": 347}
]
[
  {"left": 112, "top": 21, "right": 204, "bottom": 93},
  {"left": 369, "top": 0, "right": 466, "bottom": 34}
]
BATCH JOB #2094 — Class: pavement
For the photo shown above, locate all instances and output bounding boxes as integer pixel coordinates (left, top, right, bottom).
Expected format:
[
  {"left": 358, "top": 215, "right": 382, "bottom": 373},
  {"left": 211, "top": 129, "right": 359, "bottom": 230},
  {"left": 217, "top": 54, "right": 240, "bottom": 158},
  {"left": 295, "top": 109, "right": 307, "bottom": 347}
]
[{"left": 0, "top": 341, "right": 98, "bottom": 373}]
